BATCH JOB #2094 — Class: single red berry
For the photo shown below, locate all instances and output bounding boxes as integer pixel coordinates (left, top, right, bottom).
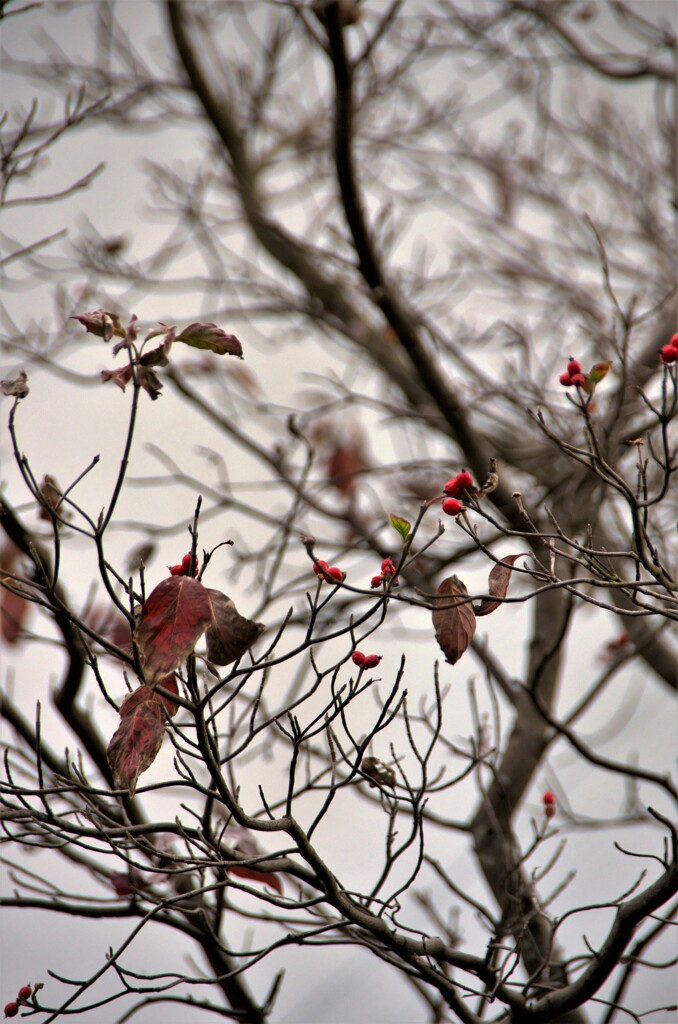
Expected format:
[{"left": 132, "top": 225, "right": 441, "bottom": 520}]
[
  {"left": 570, "top": 373, "right": 587, "bottom": 387},
  {"left": 169, "top": 563, "right": 184, "bottom": 575},
  {"left": 659, "top": 344, "right": 677, "bottom": 364},
  {"left": 442, "top": 498, "right": 462, "bottom": 516},
  {"left": 363, "top": 654, "right": 381, "bottom": 669},
  {"left": 670, "top": 333, "right": 678, "bottom": 349},
  {"left": 352, "top": 650, "right": 366, "bottom": 666},
  {"left": 543, "top": 791, "right": 556, "bottom": 806},
  {"left": 313, "top": 559, "right": 329, "bottom": 578},
  {"left": 566, "top": 358, "right": 582, "bottom": 376},
  {"left": 370, "top": 574, "right": 384, "bottom": 589},
  {"left": 443, "top": 476, "right": 461, "bottom": 496},
  {"left": 326, "top": 566, "right": 344, "bottom": 583},
  {"left": 16, "top": 988, "right": 31, "bottom": 1002},
  {"left": 559, "top": 372, "right": 573, "bottom": 387},
  {"left": 455, "top": 470, "right": 473, "bottom": 491},
  {"left": 4, "top": 1004, "right": 18, "bottom": 1019}
]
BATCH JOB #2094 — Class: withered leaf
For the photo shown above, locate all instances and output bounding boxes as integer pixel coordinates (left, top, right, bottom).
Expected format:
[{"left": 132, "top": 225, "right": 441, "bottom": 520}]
[
  {"left": 432, "top": 575, "right": 476, "bottom": 665},
  {"left": 0, "top": 370, "right": 29, "bottom": 399},
  {"left": 175, "top": 322, "right": 243, "bottom": 357},
  {"left": 134, "top": 576, "right": 213, "bottom": 686},
  {"left": 204, "top": 588, "right": 265, "bottom": 666},
  {"left": 474, "top": 554, "right": 528, "bottom": 617},
  {"left": 107, "top": 697, "right": 166, "bottom": 796},
  {"left": 361, "top": 756, "right": 396, "bottom": 789}
]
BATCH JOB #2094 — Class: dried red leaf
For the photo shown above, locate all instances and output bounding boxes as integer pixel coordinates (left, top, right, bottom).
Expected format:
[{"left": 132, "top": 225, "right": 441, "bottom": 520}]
[
  {"left": 120, "top": 678, "right": 178, "bottom": 718},
  {"left": 176, "top": 322, "right": 243, "bottom": 357},
  {"left": 107, "top": 697, "right": 166, "bottom": 795},
  {"left": 432, "top": 575, "right": 476, "bottom": 665},
  {"left": 326, "top": 439, "right": 365, "bottom": 496},
  {"left": 134, "top": 576, "right": 213, "bottom": 685},
  {"left": 0, "top": 543, "right": 30, "bottom": 644},
  {"left": 474, "top": 554, "right": 528, "bottom": 617},
  {"left": 204, "top": 589, "right": 265, "bottom": 666},
  {"left": 228, "top": 863, "right": 283, "bottom": 894}
]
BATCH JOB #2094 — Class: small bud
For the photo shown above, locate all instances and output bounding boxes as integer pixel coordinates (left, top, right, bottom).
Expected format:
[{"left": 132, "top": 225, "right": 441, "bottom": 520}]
[
  {"left": 559, "top": 372, "right": 573, "bottom": 387},
  {"left": 16, "top": 988, "right": 32, "bottom": 1002},
  {"left": 352, "top": 650, "right": 366, "bottom": 666},
  {"left": 363, "top": 654, "right": 381, "bottom": 669},
  {"left": 370, "top": 574, "right": 384, "bottom": 589},
  {"left": 566, "top": 358, "right": 582, "bottom": 376},
  {"left": 380, "top": 557, "right": 397, "bottom": 576},
  {"left": 659, "top": 344, "right": 677, "bottom": 364},
  {"left": 442, "top": 498, "right": 462, "bottom": 516},
  {"left": 4, "top": 1004, "right": 18, "bottom": 1019}
]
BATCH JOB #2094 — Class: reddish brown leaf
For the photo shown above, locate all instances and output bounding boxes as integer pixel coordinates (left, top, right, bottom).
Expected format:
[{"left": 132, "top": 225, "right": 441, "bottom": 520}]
[
  {"left": 107, "top": 697, "right": 166, "bottom": 795},
  {"left": 175, "top": 322, "right": 243, "bottom": 357},
  {"left": 228, "top": 863, "right": 283, "bottom": 894},
  {"left": 119, "top": 677, "right": 178, "bottom": 718},
  {"left": 0, "top": 543, "right": 30, "bottom": 644},
  {"left": 134, "top": 576, "right": 213, "bottom": 685},
  {"left": 432, "top": 575, "right": 476, "bottom": 665},
  {"left": 204, "top": 589, "right": 265, "bottom": 666},
  {"left": 474, "top": 554, "right": 528, "bottom": 617}
]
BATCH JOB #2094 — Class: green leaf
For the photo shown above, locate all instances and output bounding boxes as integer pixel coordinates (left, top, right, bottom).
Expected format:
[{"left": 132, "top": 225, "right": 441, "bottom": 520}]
[{"left": 389, "top": 513, "right": 411, "bottom": 540}]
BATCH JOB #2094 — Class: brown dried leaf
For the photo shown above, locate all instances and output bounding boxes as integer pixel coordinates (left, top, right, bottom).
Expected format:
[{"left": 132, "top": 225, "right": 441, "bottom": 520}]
[
  {"left": 134, "top": 576, "right": 213, "bottom": 686},
  {"left": 474, "top": 554, "right": 528, "bottom": 617},
  {"left": 0, "top": 370, "right": 29, "bottom": 398},
  {"left": 204, "top": 589, "right": 265, "bottom": 666},
  {"left": 432, "top": 575, "right": 476, "bottom": 665},
  {"left": 107, "top": 697, "right": 166, "bottom": 796}
]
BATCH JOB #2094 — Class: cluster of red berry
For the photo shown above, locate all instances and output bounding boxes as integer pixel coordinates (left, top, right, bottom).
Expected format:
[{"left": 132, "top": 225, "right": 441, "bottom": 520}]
[
  {"left": 370, "top": 557, "right": 399, "bottom": 589},
  {"left": 659, "top": 333, "right": 678, "bottom": 365},
  {"left": 441, "top": 469, "right": 473, "bottom": 516},
  {"left": 313, "top": 560, "right": 345, "bottom": 584},
  {"left": 352, "top": 650, "right": 382, "bottom": 669},
  {"left": 4, "top": 986, "right": 32, "bottom": 1018},
  {"left": 559, "top": 357, "right": 587, "bottom": 389},
  {"left": 543, "top": 790, "right": 556, "bottom": 819},
  {"left": 169, "top": 553, "right": 199, "bottom": 577}
]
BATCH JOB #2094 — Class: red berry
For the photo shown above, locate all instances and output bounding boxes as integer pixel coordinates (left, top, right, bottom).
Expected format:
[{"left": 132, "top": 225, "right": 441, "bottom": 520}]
[
  {"left": 16, "top": 988, "right": 31, "bottom": 1002},
  {"left": 559, "top": 372, "right": 573, "bottom": 387},
  {"left": 543, "top": 790, "right": 556, "bottom": 806},
  {"left": 326, "top": 566, "right": 344, "bottom": 583},
  {"left": 4, "top": 1005, "right": 18, "bottom": 1019},
  {"left": 169, "top": 553, "right": 197, "bottom": 576},
  {"left": 566, "top": 358, "right": 582, "bottom": 376},
  {"left": 363, "top": 654, "right": 381, "bottom": 669},
  {"left": 442, "top": 477, "right": 460, "bottom": 497},
  {"left": 313, "top": 559, "right": 329, "bottom": 577},
  {"left": 370, "top": 574, "right": 384, "bottom": 589},
  {"left": 571, "top": 373, "right": 587, "bottom": 387},
  {"left": 381, "top": 557, "right": 397, "bottom": 576},
  {"left": 442, "top": 498, "right": 462, "bottom": 516},
  {"left": 659, "top": 345, "right": 677, "bottom": 364},
  {"left": 352, "top": 650, "right": 366, "bottom": 666},
  {"left": 670, "top": 333, "right": 678, "bottom": 349},
  {"left": 455, "top": 470, "right": 473, "bottom": 491}
]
